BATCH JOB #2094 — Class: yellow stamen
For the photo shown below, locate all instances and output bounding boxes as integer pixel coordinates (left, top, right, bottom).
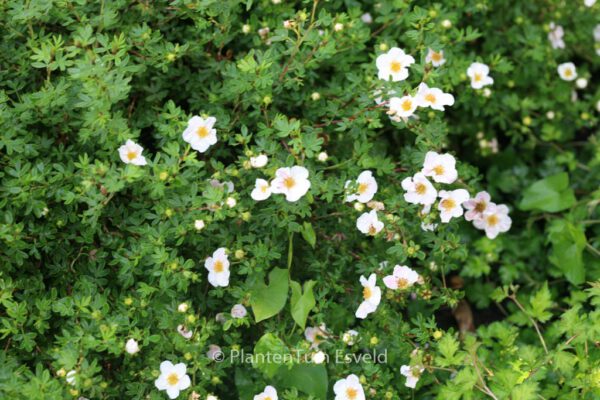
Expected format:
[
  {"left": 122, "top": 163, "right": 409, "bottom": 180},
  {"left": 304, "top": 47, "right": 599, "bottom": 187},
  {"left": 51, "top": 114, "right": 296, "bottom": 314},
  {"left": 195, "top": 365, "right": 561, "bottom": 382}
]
[
  {"left": 425, "top": 93, "right": 436, "bottom": 103},
  {"left": 283, "top": 176, "right": 295, "bottom": 189},
  {"left": 127, "top": 151, "right": 137, "bottom": 160},
  {"left": 346, "top": 388, "right": 358, "bottom": 400},
  {"left": 167, "top": 373, "right": 179, "bottom": 386},
  {"left": 363, "top": 286, "right": 372, "bottom": 300},
  {"left": 214, "top": 260, "right": 224, "bottom": 273},
  {"left": 415, "top": 183, "right": 426, "bottom": 195},
  {"left": 196, "top": 126, "right": 209, "bottom": 138},
  {"left": 368, "top": 225, "right": 377, "bottom": 235},
  {"left": 357, "top": 183, "right": 368, "bottom": 194},
  {"left": 397, "top": 277, "right": 409, "bottom": 289},
  {"left": 564, "top": 69, "right": 573, "bottom": 77},
  {"left": 487, "top": 214, "right": 499, "bottom": 227},
  {"left": 440, "top": 198, "right": 455, "bottom": 211},
  {"left": 433, "top": 165, "right": 444, "bottom": 175},
  {"left": 390, "top": 61, "right": 402, "bottom": 73},
  {"left": 475, "top": 202, "right": 486, "bottom": 213},
  {"left": 474, "top": 73, "right": 483, "bottom": 82},
  {"left": 431, "top": 52, "right": 442, "bottom": 62},
  {"left": 401, "top": 100, "right": 413, "bottom": 111}
]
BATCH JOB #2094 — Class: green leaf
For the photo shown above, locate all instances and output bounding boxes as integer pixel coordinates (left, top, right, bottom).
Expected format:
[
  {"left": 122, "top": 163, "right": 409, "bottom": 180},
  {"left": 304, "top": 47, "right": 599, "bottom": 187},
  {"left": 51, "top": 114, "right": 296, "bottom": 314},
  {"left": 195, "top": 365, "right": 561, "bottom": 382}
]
[
  {"left": 301, "top": 222, "right": 316, "bottom": 248},
  {"left": 548, "top": 220, "right": 587, "bottom": 285},
  {"left": 290, "top": 280, "right": 316, "bottom": 329},
  {"left": 518, "top": 173, "right": 576, "bottom": 212},
  {"left": 436, "top": 334, "right": 464, "bottom": 367},
  {"left": 250, "top": 268, "right": 289, "bottom": 322},
  {"left": 277, "top": 363, "right": 328, "bottom": 399},
  {"left": 528, "top": 282, "right": 553, "bottom": 322},
  {"left": 252, "top": 333, "right": 289, "bottom": 378}
]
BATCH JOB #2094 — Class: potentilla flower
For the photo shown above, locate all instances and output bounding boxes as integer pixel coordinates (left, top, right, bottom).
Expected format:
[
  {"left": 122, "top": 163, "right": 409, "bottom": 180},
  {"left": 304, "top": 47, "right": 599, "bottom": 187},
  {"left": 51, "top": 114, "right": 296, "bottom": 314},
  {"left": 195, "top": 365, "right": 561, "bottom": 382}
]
[
  {"left": 415, "top": 83, "right": 455, "bottom": 111},
  {"left": 125, "top": 338, "right": 139, "bottom": 354},
  {"left": 576, "top": 78, "right": 588, "bottom": 89},
  {"left": 182, "top": 116, "right": 217, "bottom": 153},
  {"left": 473, "top": 204, "right": 512, "bottom": 239},
  {"left": 383, "top": 265, "right": 420, "bottom": 290},
  {"left": 548, "top": 23, "right": 565, "bottom": 49},
  {"left": 205, "top": 248, "right": 230, "bottom": 287},
  {"left": 467, "top": 62, "right": 494, "bottom": 89},
  {"left": 333, "top": 374, "right": 366, "bottom": 400},
  {"left": 356, "top": 210, "right": 384, "bottom": 236},
  {"left": 463, "top": 191, "right": 492, "bottom": 221},
  {"left": 376, "top": 47, "right": 415, "bottom": 81},
  {"left": 345, "top": 170, "right": 378, "bottom": 203},
  {"left": 250, "top": 154, "right": 268, "bottom": 168},
  {"left": 251, "top": 178, "right": 272, "bottom": 201},
  {"left": 355, "top": 273, "right": 381, "bottom": 319},
  {"left": 317, "top": 151, "right": 328, "bottom": 162},
  {"left": 401, "top": 172, "right": 437, "bottom": 205},
  {"left": 270, "top": 166, "right": 311, "bottom": 202},
  {"left": 585, "top": 0, "right": 596, "bottom": 6},
  {"left": 426, "top": 48, "right": 446, "bottom": 67},
  {"left": 305, "top": 324, "right": 329, "bottom": 348},
  {"left": 421, "top": 151, "right": 458, "bottom": 184},
  {"left": 558, "top": 62, "right": 577, "bottom": 81},
  {"left": 312, "top": 351, "right": 326, "bottom": 364},
  {"left": 389, "top": 95, "right": 418, "bottom": 119},
  {"left": 177, "top": 325, "right": 193, "bottom": 340},
  {"left": 155, "top": 361, "right": 191, "bottom": 399},
  {"left": 594, "top": 24, "right": 600, "bottom": 42},
  {"left": 361, "top": 13, "right": 373, "bottom": 24},
  {"left": 254, "top": 386, "right": 278, "bottom": 400},
  {"left": 400, "top": 365, "right": 424, "bottom": 389},
  {"left": 178, "top": 303, "right": 189, "bottom": 312},
  {"left": 231, "top": 304, "right": 247, "bottom": 319},
  {"left": 194, "top": 220, "right": 205, "bottom": 231},
  {"left": 342, "top": 330, "right": 358, "bottom": 345},
  {"left": 206, "top": 344, "right": 222, "bottom": 360},
  {"left": 118, "top": 139, "right": 147, "bottom": 165},
  {"left": 437, "top": 189, "right": 470, "bottom": 223},
  {"left": 66, "top": 370, "right": 77, "bottom": 386}
]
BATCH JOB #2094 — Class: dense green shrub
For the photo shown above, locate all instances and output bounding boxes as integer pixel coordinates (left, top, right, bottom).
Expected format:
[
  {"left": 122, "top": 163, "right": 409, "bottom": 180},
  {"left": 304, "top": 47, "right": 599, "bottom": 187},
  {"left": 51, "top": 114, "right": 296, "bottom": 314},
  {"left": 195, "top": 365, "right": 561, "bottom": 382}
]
[{"left": 1, "top": 0, "right": 600, "bottom": 399}]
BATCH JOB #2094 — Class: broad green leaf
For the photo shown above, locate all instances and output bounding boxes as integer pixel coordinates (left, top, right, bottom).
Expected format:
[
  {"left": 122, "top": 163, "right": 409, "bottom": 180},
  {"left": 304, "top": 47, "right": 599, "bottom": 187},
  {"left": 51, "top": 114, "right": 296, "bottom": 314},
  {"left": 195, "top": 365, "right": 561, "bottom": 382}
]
[
  {"left": 252, "top": 333, "right": 289, "bottom": 378},
  {"left": 518, "top": 173, "right": 575, "bottom": 212},
  {"left": 290, "top": 280, "right": 316, "bottom": 329},
  {"left": 548, "top": 220, "right": 587, "bottom": 285},
  {"left": 250, "top": 268, "right": 289, "bottom": 322},
  {"left": 277, "top": 363, "right": 328, "bottom": 399}
]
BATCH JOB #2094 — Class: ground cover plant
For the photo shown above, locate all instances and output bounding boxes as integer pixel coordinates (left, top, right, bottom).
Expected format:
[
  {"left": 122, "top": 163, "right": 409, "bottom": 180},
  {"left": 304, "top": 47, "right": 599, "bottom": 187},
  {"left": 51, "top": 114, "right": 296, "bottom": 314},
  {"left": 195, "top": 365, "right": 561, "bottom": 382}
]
[{"left": 1, "top": 0, "right": 600, "bottom": 399}]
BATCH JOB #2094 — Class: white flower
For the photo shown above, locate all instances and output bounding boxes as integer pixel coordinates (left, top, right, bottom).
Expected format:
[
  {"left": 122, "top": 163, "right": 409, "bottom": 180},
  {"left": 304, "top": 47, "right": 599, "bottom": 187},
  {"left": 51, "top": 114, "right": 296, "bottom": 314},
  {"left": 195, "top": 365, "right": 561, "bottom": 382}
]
[
  {"left": 421, "top": 151, "right": 458, "bottom": 184},
  {"left": 231, "top": 304, "right": 247, "bottom": 319},
  {"left": 355, "top": 274, "right": 381, "bottom": 319},
  {"left": 401, "top": 172, "right": 437, "bottom": 205},
  {"left": 463, "top": 191, "right": 492, "bottom": 222},
  {"left": 270, "top": 166, "right": 311, "bottom": 202},
  {"left": 206, "top": 344, "right": 222, "bottom": 360},
  {"left": 400, "top": 365, "right": 424, "bottom": 389},
  {"left": 312, "top": 351, "right": 326, "bottom": 364},
  {"left": 250, "top": 154, "right": 268, "bottom": 168},
  {"left": 473, "top": 204, "right": 512, "bottom": 239},
  {"left": 558, "top": 62, "right": 577, "bottom": 81},
  {"left": 311, "top": 92, "right": 321, "bottom": 101},
  {"left": 251, "top": 178, "right": 272, "bottom": 201},
  {"left": 317, "top": 151, "right": 328, "bottom": 162},
  {"left": 421, "top": 222, "right": 437, "bottom": 232},
  {"left": 467, "top": 62, "right": 494, "bottom": 89},
  {"left": 333, "top": 374, "right": 365, "bottom": 400},
  {"left": 182, "top": 116, "right": 218, "bottom": 153},
  {"left": 125, "top": 338, "right": 139, "bottom": 354},
  {"left": 548, "top": 23, "right": 565, "bottom": 49},
  {"left": 596, "top": 99, "right": 600, "bottom": 113},
  {"left": 383, "top": 265, "right": 419, "bottom": 290},
  {"left": 361, "top": 13, "right": 373, "bottom": 24},
  {"left": 155, "top": 361, "right": 191, "bottom": 399},
  {"left": 254, "top": 386, "right": 278, "bottom": 400},
  {"left": 258, "top": 27, "right": 270, "bottom": 39},
  {"left": 177, "top": 325, "right": 193, "bottom": 340},
  {"left": 345, "top": 171, "right": 378, "bottom": 203},
  {"left": 205, "top": 248, "right": 230, "bottom": 287},
  {"left": 242, "top": 24, "right": 251, "bottom": 34},
  {"left": 585, "top": 0, "right": 596, "bottom": 6},
  {"left": 194, "top": 220, "right": 205, "bottom": 231},
  {"left": 178, "top": 303, "right": 189, "bottom": 313},
  {"left": 118, "top": 139, "right": 147, "bottom": 165},
  {"left": 482, "top": 88, "right": 492, "bottom": 97},
  {"left": 356, "top": 210, "right": 384, "bottom": 236},
  {"left": 426, "top": 48, "right": 446, "bottom": 67},
  {"left": 207, "top": 395, "right": 219, "bottom": 400},
  {"left": 225, "top": 197, "right": 236, "bottom": 208},
  {"left": 415, "top": 83, "right": 455, "bottom": 111},
  {"left": 437, "top": 189, "right": 470, "bottom": 223},
  {"left": 305, "top": 324, "right": 328, "bottom": 348},
  {"left": 441, "top": 19, "right": 452, "bottom": 28},
  {"left": 342, "top": 330, "right": 358, "bottom": 345},
  {"left": 283, "top": 20, "right": 293, "bottom": 29},
  {"left": 66, "top": 370, "right": 77, "bottom": 386},
  {"left": 576, "top": 78, "right": 588, "bottom": 89},
  {"left": 389, "top": 95, "right": 418, "bottom": 118},
  {"left": 594, "top": 24, "right": 600, "bottom": 42},
  {"left": 376, "top": 47, "right": 415, "bottom": 81}
]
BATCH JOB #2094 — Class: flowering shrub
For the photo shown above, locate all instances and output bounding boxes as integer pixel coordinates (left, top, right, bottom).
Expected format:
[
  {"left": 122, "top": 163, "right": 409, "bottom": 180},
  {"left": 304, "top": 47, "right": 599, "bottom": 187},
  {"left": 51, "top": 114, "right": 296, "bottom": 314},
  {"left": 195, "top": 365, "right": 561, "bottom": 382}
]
[{"left": 1, "top": 1, "right": 600, "bottom": 399}]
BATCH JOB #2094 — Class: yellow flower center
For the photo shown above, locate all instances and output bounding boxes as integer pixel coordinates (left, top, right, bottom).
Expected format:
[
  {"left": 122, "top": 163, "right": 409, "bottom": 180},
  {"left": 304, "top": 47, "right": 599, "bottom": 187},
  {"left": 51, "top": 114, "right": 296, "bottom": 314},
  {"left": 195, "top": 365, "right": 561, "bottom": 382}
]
[
  {"left": 440, "top": 198, "right": 456, "bottom": 211},
  {"left": 368, "top": 225, "right": 377, "bottom": 235},
  {"left": 474, "top": 72, "right": 483, "bottom": 82},
  {"left": 425, "top": 93, "right": 436, "bottom": 103},
  {"left": 127, "top": 151, "right": 138, "bottom": 160},
  {"left": 214, "top": 260, "right": 224, "bottom": 273},
  {"left": 487, "top": 214, "right": 499, "bottom": 227},
  {"left": 433, "top": 165, "right": 444, "bottom": 175},
  {"left": 283, "top": 176, "right": 296, "bottom": 189},
  {"left": 564, "top": 68, "right": 573, "bottom": 77},
  {"left": 431, "top": 52, "right": 442, "bottom": 62},
  {"left": 415, "top": 183, "right": 426, "bottom": 195},
  {"left": 265, "top": 397, "right": 272, "bottom": 400},
  {"left": 167, "top": 373, "right": 179, "bottom": 386},
  {"left": 363, "top": 286, "right": 372, "bottom": 300},
  {"left": 346, "top": 388, "right": 358, "bottom": 400},
  {"left": 390, "top": 61, "right": 402, "bottom": 73},
  {"left": 475, "top": 201, "right": 486, "bottom": 213},
  {"left": 357, "top": 183, "right": 368, "bottom": 194},
  {"left": 401, "top": 100, "right": 413, "bottom": 111},
  {"left": 261, "top": 185, "right": 269, "bottom": 193},
  {"left": 196, "top": 126, "right": 209, "bottom": 138},
  {"left": 397, "top": 277, "right": 409, "bottom": 289}
]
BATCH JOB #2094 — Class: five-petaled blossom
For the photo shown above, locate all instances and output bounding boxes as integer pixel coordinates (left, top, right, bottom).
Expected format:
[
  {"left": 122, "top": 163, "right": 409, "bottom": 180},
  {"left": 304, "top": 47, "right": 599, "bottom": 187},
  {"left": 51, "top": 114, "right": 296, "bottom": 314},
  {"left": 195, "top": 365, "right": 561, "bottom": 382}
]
[
  {"left": 305, "top": 324, "right": 329, "bottom": 348},
  {"left": 383, "top": 265, "right": 420, "bottom": 290},
  {"left": 356, "top": 210, "right": 384, "bottom": 235},
  {"left": 118, "top": 139, "right": 147, "bottom": 165},
  {"left": 250, "top": 154, "right": 268, "bottom": 168},
  {"left": 467, "top": 62, "right": 494, "bottom": 89},
  {"left": 125, "top": 338, "right": 139, "bottom": 354},
  {"left": 401, "top": 172, "right": 437, "bottom": 205},
  {"left": 548, "top": 23, "right": 565, "bottom": 49},
  {"left": 254, "top": 385, "right": 278, "bottom": 400},
  {"left": 270, "top": 166, "right": 311, "bottom": 202},
  {"left": 155, "top": 361, "right": 191, "bottom": 399},
  {"left": 557, "top": 62, "right": 577, "bottom": 81},
  {"left": 389, "top": 95, "right": 418, "bottom": 119},
  {"left": 401, "top": 365, "right": 424, "bottom": 389},
  {"left": 416, "top": 83, "right": 455, "bottom": 111},
  {"left": 205, "top": 248, "right": 230, "bottom": 287},
  {"left": 438, "top": 189, "right": 470, "bottom": 223},
  {"left": 251, "top": 178, "right": 272, "bottom": 201},
  {"left": 345, "top": 170, "right": 378, "bottom": 203},
  {"left": 473, "top": 203, "right": 512, "bottom": 239},
  {"left": 463, "top": 191, "right": 492, "bottom": 221},
  {"left": 426, "top": 48, "right": 446, "bottom": 67},
  {"left": 182, "top": 116, "right": 218, "bottom": 153},
  {"left": 355, "top": 273, "right": 381, "bottom": 319},
  {"left": 333, "top": 374, "right": 366, "bottom": 400},
  {"left": 376, "top": 47, "right": 415, "bottom": 81},
  {"left": 422, "top": 151, "right": 458, "bottom": 184}
]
